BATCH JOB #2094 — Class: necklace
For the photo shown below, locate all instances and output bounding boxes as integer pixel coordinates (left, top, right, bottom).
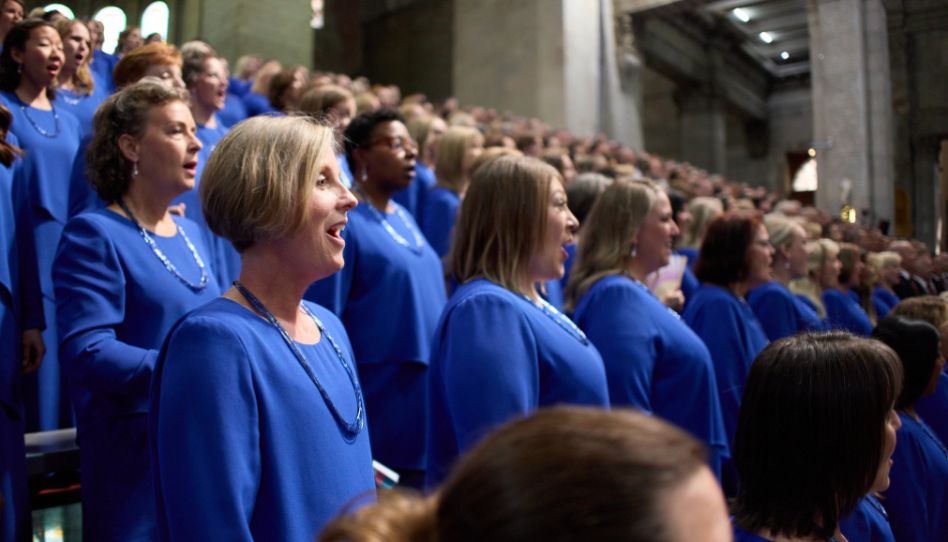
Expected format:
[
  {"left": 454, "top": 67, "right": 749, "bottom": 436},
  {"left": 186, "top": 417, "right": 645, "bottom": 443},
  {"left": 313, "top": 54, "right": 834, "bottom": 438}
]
[
  {"left": 117, "top": 199, "right": 209, "bottom": 292},
  {"left": 521, "top": 293, "right": 589, "bottom": 345},
  {"left": 355, "top": 188, "right": 424, "bottom": 253},
  {"left": 629, "top": 275, "right": 682, "bottom": 320},
  {"left": 865, "top": 495, "right": 888, "bottom": 520},
  {"left": 233, "top": 281, "right": 365, "bottom": 440},
  {"left": 18, "top": 100, "right": 60, "bottom": 138}
]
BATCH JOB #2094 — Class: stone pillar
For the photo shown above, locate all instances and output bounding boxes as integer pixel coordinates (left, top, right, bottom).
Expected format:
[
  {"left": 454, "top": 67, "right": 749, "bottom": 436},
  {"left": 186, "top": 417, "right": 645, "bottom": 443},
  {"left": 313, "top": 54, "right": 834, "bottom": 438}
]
[
  {"left": 453, "top": 0, "right": 642, "bottom": 144},
  {"left": 677, "top": 88, "right": 727, "bottom": 174},
  {"left": 194, "top": 0, "right": 314, "bottom": 68},
  {"left": 808, "top": 0, "right": 894, "bottom": 226}
]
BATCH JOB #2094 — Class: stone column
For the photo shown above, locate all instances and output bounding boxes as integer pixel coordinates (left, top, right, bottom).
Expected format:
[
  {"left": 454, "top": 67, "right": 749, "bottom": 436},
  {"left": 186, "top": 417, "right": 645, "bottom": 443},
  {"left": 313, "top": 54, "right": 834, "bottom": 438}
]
[
  {"left": 677, "top": 88, "right": 727, "bottom": 174},
  {"left": 194, "top": 0, "right": 314, "bottom": 68},
  {"left": 808, "top": 0, "right": 894, "bottom": 226}
]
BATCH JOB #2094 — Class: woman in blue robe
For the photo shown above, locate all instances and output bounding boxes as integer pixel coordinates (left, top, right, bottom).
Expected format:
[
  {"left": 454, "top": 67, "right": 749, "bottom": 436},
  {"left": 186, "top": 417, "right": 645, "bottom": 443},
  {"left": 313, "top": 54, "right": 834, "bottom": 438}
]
[
  {"left": 0, "top": 110, "right": 44, "bottom": 542},
  {"left": 748, "top": 215, "right": 825, "bottom": 340},
  {"left": 306, "top": 109, "right": 446, "bottom": 489},
  {"left": 426, "top": 155, "right": 609, "bottom": 488},
  {"left": 868, "top": 251, "right": 902, "bottom": 319},
  {"left": 823, "top": 242, "right": 873, "bottom": 335},
  {"left": 152, "top": 116, "right": 374, "bottom": 540},
  {"left": 53, "top": 19, "right": 108, "bottom": 136},
  {"left": 872, "top": 316, "right": 948, "bottom": 542},
  {"left": 420, "top": 126, "right": 482, "bottom": 257},
  {"left": 0, "top": 19, "right": 82, "bottom": 431},
  {"left": 682, "top": 213, "right": 771, "bottom": 466},
  {"left": 395, "top": 114, "right": 445, "bottom": 222},
  {"left": 731, "top": 332, "right": 902, "bottom": 542},
  {"left": 54, "top": 82, "right": 220, "bottom": 541},
  {"left": 567, "top": 180, "right": 728, "bottom": 478}
]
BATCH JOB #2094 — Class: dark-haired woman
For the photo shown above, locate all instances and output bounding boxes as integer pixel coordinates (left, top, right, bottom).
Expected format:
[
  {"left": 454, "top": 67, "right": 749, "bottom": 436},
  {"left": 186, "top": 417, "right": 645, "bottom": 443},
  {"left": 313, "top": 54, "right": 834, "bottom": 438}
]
[
  {"left": 0, "top": 19, "right": 81, "bottom": 431},
  {"left": 0, "top": 1, "right": 23, "bottom": 46},
  {"left": 567, "top": 180, "right": 728, "bottom": 479},
  {"left": 872, "top": 316, "right": 948, "bottom": 542},
  {"left": 53, "top": 82, "right": 220, "bottom": 541},
  {"left": 54, "top": 19, "right": 107, "bottom": 136},
  {"left": 682, "top": 212, "right": 771, "bottom": 492},
  {"left": 0, "top": 102, "right": 43, "bottom": 542},
  {"left": 732, "top": 332, "right": 902, "bottom": 542},
  {"left": 425, "top": 156, "right": 609, "bottom": 488},
  {"left": 306, "top": 109, "right": 446, "bottom": 488},
  {"left": 823, "top": 242, "right": 873, "bottom": 335}
]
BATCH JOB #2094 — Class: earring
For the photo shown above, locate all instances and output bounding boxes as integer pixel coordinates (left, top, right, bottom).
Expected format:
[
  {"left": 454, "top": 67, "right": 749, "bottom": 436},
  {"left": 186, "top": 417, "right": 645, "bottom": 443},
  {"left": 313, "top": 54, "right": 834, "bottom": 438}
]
[
  {"left": 16, "top": 63, "right": 21, "bottom": 75},
  {"left": 132, "top": 162, "right": 139, "bottom": 177},
  {"left": 360, "top": 168, "right": 367, "bottom": 184},
  {"left": 630, "top": 245, "right": 637, "bottom": 258}
]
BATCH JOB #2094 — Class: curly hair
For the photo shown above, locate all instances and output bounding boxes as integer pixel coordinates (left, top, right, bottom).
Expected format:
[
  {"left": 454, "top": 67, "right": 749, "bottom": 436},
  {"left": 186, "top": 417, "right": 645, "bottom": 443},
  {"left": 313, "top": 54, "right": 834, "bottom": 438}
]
[{"left": 87, "top": 81, "right": 189, "bottom": 202}]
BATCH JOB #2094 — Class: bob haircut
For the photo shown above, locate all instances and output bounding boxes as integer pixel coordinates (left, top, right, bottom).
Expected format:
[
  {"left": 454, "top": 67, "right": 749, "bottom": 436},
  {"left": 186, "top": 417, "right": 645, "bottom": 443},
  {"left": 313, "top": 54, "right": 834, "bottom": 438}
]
[
  {"left": 565, "top": 172, "right": 612, "bottom": 226},
  {"left": 54, "top": 19, "right": 94, "bottom": 95},
  {"left": 200, "top": 115, "right": 336, "bottom": 253},
  {"left": 681, "top": 196, "right": 723, "bottom": 249},
  {"left": 872, "top": 315, "right": 941, "bottom": 410},
  {"left": 764, "top": 213, "right": 804, "bottom": 253},
  {"left": 435, "top": 125, "right": 483, "bottom": 193},
  {"left": 320, "top": 406, "right": 709, "bottom": 542},
  {"left": 267, "top": 66, "right": 304, "bottom": 112},
  {"left": 406, "top": 114, "right": 443, "bottom": 163},
  {"left": 181, "top": 49, "right": 214, "bottom": 88},
  {"left": 733, "top": 331, "right": 902, "bottom": 539},
  {"left": 0, "top": 19, "right": 57, "bottom": 98},
  {"left": 343, "top": 108, "right": 405, "bottom": 166},
  {"left": 694, "top": 211, "right": 763, "bottom": 287},
  {"left": 87, "top": 81, "right": 189, "bottom": 203},
  {"left": 564, "top": 179, "right": 660, "bottom": 312},
  {"left": 837, "top": 242, "right": 863, "bottom": 285},
  {"left": 299, "top": 84, "right": 353, "bottom": 117},
  {"left": 891, "top": 295, "right": 948, "bottom": 330},
  {"left": 112, "top": 42, "right": 181, "bottom": 89},
  {"left": 867, "top": 250, "right": 901, "bottom": 275},
  {"left": 452, "top": 155, "right": 561, "bottom": 294}
]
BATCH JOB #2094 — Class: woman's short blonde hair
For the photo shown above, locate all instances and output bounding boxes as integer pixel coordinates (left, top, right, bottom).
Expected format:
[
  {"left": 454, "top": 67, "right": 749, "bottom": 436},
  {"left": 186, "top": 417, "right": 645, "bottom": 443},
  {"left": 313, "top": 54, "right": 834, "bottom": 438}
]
[
  {"left": 564, "top": 179, "right": 661, "bottom": 312},
  {"left": 435, "top": 126, "right": 483, "bottom": 193},
  {"left": 200, "top": 115, "right": 337, "bottom": 252},
  {"left": 764, "top": 214, "right": 805, "bottom": 253},
  {"left": 299, "top": 84, "right": 353, "bottom": 117},
  {"left": 867, "top": 250, "right": 901, "bottom": 274},
  {"left": 453, "top": 156, "right": 560, "bottom": 294},
  {"left": 682, "top": 196, "right": 723, "bottom": 249}
]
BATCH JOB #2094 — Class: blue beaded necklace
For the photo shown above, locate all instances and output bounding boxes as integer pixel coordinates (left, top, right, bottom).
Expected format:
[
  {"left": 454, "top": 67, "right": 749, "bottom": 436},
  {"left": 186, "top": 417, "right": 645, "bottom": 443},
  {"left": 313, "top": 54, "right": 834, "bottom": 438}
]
[
  {"left": 520, "top": 293, "right": 589, "bottom": 345},
  {"left": 354, "top": 188, "right": 424, "bottom": 253},
  {"left": 117, "top": 199, "right": 209, "bottom": 292},
  {"left": 18, "top": 100, "right": 60, "bottom": 138},
  {"left": 233, "top": 281, "right": 365, "bottom": 440}
]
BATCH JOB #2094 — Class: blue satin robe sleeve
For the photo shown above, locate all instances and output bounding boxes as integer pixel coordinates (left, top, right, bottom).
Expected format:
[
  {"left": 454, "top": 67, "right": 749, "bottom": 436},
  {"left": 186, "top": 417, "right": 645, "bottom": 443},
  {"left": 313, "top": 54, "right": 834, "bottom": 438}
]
[
  {"left": 420, "top": 188, "right": 459, "bottom": 258},
  {"left": 151, "top": 317, "right": 257, "bottom": 541},
  {"left": 54, "top": 217, "right": 154, "bottom": 400},
  {"left": 435, "top": 293, "right": 538, "bottom": 452}
]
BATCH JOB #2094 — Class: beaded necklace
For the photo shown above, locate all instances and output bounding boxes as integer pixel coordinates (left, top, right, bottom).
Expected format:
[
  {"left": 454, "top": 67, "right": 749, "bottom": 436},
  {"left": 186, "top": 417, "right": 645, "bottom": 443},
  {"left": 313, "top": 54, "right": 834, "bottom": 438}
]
[
  {"left": 117, "top": 199, "right": 209, "bottom": 292},
  {"left": 354, "top": 188, "right": 424, "bottom": 253},
  {"left": 520, "top": 293, "right": 589, "bottom": 345},
  {"left": 233, "top": 281, "right": 365, "bottom": 440},
  {"left": 18, "top": 100, "right": 60, "bottom": 138},
  {"left": 629, "top": 275, "right": 682, "bottom": 320}
]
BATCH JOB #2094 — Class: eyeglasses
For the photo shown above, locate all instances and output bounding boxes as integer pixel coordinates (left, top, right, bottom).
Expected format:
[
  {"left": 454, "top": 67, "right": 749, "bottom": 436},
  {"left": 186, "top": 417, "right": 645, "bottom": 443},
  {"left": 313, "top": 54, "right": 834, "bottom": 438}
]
[{"left": 366, "top": 136, "right": 417, "bottom": 154}]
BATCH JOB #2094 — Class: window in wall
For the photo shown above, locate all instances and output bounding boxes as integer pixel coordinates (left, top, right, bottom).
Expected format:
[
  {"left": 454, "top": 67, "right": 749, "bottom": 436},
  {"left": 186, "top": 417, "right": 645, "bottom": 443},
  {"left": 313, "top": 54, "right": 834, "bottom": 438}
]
[
  {"left": 94, "top": 6, "right": 126, "bottom": 54},
  {"left": 140, "top": 1, "right": 169, "bottom": 42},
  {"left": 44, "top": 4, "right": 76, "bottom": 19}
]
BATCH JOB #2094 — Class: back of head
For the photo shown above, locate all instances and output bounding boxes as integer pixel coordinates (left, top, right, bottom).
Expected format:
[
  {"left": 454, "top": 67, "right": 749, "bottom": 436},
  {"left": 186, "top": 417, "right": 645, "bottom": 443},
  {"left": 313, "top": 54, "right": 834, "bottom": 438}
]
[
  {"left": 320, "top": 407, "right": 708, "bottom": 542},
  {"left": 837, "top": 242, "right": 862, "bottom": 285},
  {"left": 764, "top": 213, "right": 802, "bottom": 252},
  {"left": 682, "top": 196, "right": 723, "bottom": 248},
  {"left": 112, "top": 42, "right": 181, "bottom": 88},
  {"left": 891, "top": 295, "right": 948, "bottom": 330},
  {"left": 733, "top": 332, "right": 902, "bottom": 539},
  {"left": 434, "top": 125, "right": 483, "bottom": 191},
  {"left": 452, "top": 155, "right": 557, "bottom": 290},
  {"left": 694, "top": 211, "right": 760, "bottom": 286},
  {"left": 299, "top": 84, "right": 353, "bottom": 117},
  {"left": 872, "top": 315, "right": 940, "bottom": 409},
  {"left": 565, "top": 172, "right": 612, "bottom": 225}
]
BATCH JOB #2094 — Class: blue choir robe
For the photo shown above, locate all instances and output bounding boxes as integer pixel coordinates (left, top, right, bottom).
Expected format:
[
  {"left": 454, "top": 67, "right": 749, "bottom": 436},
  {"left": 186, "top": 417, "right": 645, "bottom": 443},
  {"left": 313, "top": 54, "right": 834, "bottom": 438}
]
[
  {"left": 392, "top": 162, "right": 435, "bottom": 223},
  {"left": 734, "top": 524, "right": 844, "bottom": 542},
  {"left": 678, "top": 246, "right": 699, "bottom": 267},
  {"left": 242, "top": 91, "right": 276, "bottom": 117},
  {"left": 305, "top": 201, "right": 446, "bottom": 479},
  {"left": 2, "top": 91, "right": 82, "bottom": 431},
  {"left": 882, "top": 413, "right": 948, "bottom": 542},
  {"left": 572, "top": 275, "right": 729, "bottom": 477},
  {"left": 54, "top": 86, "right": 110, "bottom": 137},
  {"left": 681, "top": 264, "right": 699, "bottom": 303},
  {"left": 840, "top": 495, "right": 895, "bottom": 542},
  {"left": 0, "top": 134, "right": 43, "bottom": 542},
  {"left": 90, "top": 50, "right": 116, "bottom": 94},
  {"left": 683, "top": 285, "right": 768, "bottom": 449},
  {"left": 823, "top": 288, "right": 873, "bottom": 335},
  {"left": 151, "top": 298, "right": 375, "bottom": 541},
  {"left": 872, "top": 287, "right": 899, "bottom": 319},
  {"left": 917, "top": 370, "right": 948, "bottom": 445},
  {"left": 426, "top": 279, "right": 609, "bottom": 487},
  {"left": 172, "top": 121, "right": 240, "bottom": 287},
  {"left": 53, "top": 209, "right": 220, "bottom": 541},
  {"left": 218, "top": 93, "right": 248, "bottom": 128},
  {"left": 748, "top": 281, "right": 825, "bottom": 341},
  {"left": 420, "top": 186, "right": 459, "bottom": 258}
]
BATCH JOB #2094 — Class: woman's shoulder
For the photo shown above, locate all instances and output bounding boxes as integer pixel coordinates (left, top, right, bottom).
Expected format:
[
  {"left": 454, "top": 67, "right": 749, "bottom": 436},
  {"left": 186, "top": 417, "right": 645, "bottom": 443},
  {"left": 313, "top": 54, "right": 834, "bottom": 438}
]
[
  {"left": 169, "top": 298, "right": 256, "bottom": 343},
  {"left": 63, "top": 207, "right": 122, "bottom": 235},
  {"left": 450, "top": 279, "right": 520, "bottom": 307},
  {"left": 748, "top": 281, "right": 794, "bottom": 305},
  {"left": 580, "top": 274, "right": 644, "bottom": 306}
]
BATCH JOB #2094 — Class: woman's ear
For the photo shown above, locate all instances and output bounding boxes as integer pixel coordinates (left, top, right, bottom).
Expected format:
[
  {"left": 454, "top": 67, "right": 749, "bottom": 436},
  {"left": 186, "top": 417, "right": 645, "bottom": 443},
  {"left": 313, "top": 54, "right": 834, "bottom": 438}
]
[
  {"left": 117, "top": 133, "right": 140, "bottom": 163},
  {"left": 9, "top": 47, "right": 23, "bottom": 67}
]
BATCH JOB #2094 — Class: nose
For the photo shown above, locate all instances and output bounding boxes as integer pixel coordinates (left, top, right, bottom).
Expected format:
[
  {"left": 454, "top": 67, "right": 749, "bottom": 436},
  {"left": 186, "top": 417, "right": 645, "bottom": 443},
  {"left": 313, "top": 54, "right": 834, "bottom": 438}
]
[
  {"left": 670, "top": 219, "right": 680, "bottom": 237},
  {"left": 566, "top": 208, "right": 579, "bottom": 234},
  {"left": 339, "top": 186, "right": 358, "bottom": 211},
  {"left": 189, "top": 132, "right": 203, "bottom": 153}
]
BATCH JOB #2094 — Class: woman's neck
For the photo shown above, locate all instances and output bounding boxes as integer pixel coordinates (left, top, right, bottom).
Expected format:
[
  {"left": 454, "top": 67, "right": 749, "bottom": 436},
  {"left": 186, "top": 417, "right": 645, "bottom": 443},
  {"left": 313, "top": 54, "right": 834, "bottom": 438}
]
[
  {"left": 56, "top": 68, "right": 77, "bottom": 91},
  {"left": 771, "top": 260, "right": 792, "bottom": 286},
  {"left": 190, "top": 101, "right": 216, "bottom": 128},
  {"left": 729, "top": 281, "right": 750, "bottom": 299},
  {"left": 15, "top": 79, "right": 50, "bottom": 109},
  {"left": 117, "top": 184, "right": 174, "bottom": 232},
  {"left": 628, "top": 259, "right": 654, "bottom": 284},
  {"left": 357, "top": 181, "right": 393, "bottom": 213}
]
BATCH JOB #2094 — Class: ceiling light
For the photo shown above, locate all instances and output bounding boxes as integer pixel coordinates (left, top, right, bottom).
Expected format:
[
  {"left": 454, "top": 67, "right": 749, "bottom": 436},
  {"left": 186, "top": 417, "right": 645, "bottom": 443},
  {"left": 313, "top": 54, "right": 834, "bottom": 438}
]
[
  {"left": 759, "top": 31, "right": 774, "bottom": 43},
  {"left": 732, "top": 8, "right": 751, "bottom": 23},
  {"left": 780, "top": 51, "right": 790, "bottom": 60},
  {"left": 808, "top": 148, "right": 816, "bottom": 157}
]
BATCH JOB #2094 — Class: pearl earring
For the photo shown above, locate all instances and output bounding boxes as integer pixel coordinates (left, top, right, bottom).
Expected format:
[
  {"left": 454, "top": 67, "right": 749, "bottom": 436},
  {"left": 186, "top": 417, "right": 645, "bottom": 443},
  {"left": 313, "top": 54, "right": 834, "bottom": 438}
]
[{"left": 132, "top": 162, "right": 139, "bottom": 177}]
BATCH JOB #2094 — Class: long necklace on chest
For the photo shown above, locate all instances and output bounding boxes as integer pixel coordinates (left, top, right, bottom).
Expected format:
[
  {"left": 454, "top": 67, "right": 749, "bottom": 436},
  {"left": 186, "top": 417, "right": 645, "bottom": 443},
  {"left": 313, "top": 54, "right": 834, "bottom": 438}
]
[
  {"left": 519, "top": 293, "right": 589, "bottom": 346},
  {"left": 353, "top": 187, "right": 424, "bottom": 253},
  {"left": 118, "top": 199, "right": 209, "bottom": 292},
  {"left": 233, "top": 281, "right": 365, "bottom": 440}
]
